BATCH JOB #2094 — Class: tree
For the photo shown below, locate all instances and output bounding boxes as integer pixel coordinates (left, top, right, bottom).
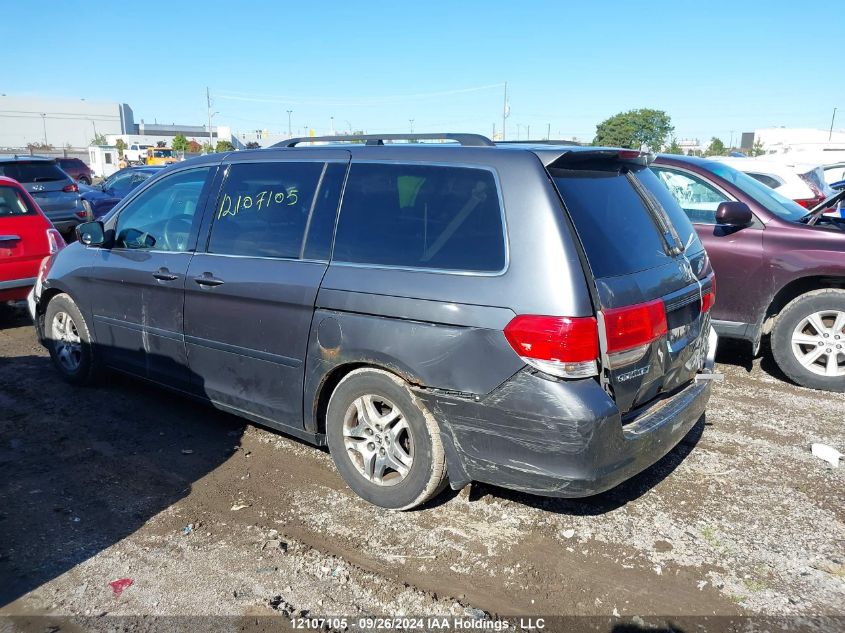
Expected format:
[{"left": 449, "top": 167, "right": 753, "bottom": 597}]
[
  {"left": 245, "top": 141, "right": 261, "bottom": 149},
  {"left": 749, "top": 138, "right": 766, "bottom": 157},
  {"left": 187, "top": 140, "right": 202, "bottom": 153},
  {"left": 90, "top": 133, "right": 107, "bottom": 146},
  {"left": 115, "top": 138, "right": 127, "bottom": 157},
  {"left": 172, "top": 134, "right": 189, "bottom": 152},
  {"left": 706, "top": 137, "right": 727, "bottom": 156},
  {"left": 664, "top": 137, "right": 684, "bottom": 155},
  {"left": 26, "top": 142, "right": 54, "bottom": 151},
  {"left": 201, "top": 142, "right": 214, "bottom": 154},
  {"left": 156, "top": 140, "right": 167, "bottom": 148},
  {"left": 593, "top": 108, "right": 674, "bottom": 150},
  {"left": 215, "top": 140, "right": 234, "bottom": 152}
]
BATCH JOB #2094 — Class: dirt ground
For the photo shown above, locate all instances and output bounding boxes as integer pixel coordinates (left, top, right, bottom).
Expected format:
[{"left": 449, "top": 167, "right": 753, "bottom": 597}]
[{"left": 0, "top": 302, "right": 843, "bottom": 631}]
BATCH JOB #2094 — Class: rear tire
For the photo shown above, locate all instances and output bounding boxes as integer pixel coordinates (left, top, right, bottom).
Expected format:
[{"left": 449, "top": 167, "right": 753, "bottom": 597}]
[
  {"left": 78, "top": 176, "right": 91, "bottom": 185},
  {"left": 326, "top": 368, "right": 447, "bottom": 510},
  {"left": 771, "top": 289, "right": 845, "bottom": 392},
  {"left": 44, "top": 294, "right": 99, "bottom": 386}
]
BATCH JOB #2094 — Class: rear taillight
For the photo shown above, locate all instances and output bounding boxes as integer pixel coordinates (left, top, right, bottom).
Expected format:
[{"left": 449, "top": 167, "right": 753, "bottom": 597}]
[
  {"left": 62, "top": 183, "right": 79, "bottom": 193},
  {"left": 46, "top": 228, "right": 65, "bottom": 254},
  {"left": 603, "top": 299, "right": 668, "bottom": 355},
  {"left": 504, "top": 315, "right": 599, "bottom": 378},
  {"left": 797, "top": 173, "right": 827, "bottom": 209},
  {"left": 701, "top": 277, "right": 716, "bottom": 313}
]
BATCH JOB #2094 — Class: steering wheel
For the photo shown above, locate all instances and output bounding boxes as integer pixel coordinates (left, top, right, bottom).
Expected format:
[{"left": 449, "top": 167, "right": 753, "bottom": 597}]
[{"left": 163, "top": 214, "right": 193, "bottom": 251}]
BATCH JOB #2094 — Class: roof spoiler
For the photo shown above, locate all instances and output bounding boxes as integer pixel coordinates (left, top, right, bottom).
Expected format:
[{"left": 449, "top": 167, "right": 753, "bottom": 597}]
[
  {"left": 273, "top": 133, "right": 495, "bottom": 148},
  {"left": 546, "top": 148, "right": 654, "bottom": 169}
]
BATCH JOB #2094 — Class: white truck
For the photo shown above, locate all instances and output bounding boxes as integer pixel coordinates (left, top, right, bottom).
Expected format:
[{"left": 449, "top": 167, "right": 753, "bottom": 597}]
[{"left": 123, "top": 142, "right": 153, "bottom": 164}]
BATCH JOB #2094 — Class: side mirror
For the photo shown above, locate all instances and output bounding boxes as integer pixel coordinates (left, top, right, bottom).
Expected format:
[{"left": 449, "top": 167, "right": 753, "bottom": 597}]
[
  {"left": 715, "top": 201, "right": 753, "bottom": 227},
  {"left": 76, "top": 221, "right": 105, "bottom": 247}
]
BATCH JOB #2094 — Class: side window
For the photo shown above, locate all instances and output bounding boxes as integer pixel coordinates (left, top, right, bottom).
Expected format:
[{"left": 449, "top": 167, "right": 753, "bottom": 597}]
[
  {"left": 653, "top": 167, "right": 730, "bottom": 225},
  {"left": 115, "top": 167, "right": 211, "bottom": 251},
  {"left": 302, "top": 162, "right": 346, "bottom": 260},
  {"left": 208, "top": 161, "right": 325, "bottom": 259},
  {"left": 747, "top": 172, "right": 782, "bottom": 189},
  {"left": 333, "top": 163, "right": 505, "bottom": 272}
]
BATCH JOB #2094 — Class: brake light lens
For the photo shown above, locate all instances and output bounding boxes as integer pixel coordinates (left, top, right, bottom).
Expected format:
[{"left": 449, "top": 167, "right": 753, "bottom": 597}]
[
  {"left": 504, "top": 315, "right": 599, "bottom": 378},
  {"left": 603, "top": 299, "right": 667, "bottom": 354},
  {"left": 701, "top": 277, "right": 716, "bottom": 313},
  {"left": 46, "top": 228, "right": 65, "bottom": 254},
  {"left": 62, "top": 183, "right": 79, "bottom": 193}
]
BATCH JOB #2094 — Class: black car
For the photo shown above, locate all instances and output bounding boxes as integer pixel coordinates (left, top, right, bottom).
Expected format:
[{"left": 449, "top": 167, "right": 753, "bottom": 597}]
[
  {"left": 79, "top": 166, "right": 165, "bottom": 220},
  {"left": 29, "top": 133, "right": 717, "bottom": 510}
]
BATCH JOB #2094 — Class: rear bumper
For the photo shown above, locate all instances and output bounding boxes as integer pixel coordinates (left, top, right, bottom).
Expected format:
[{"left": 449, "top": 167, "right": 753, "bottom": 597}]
[
  {"left": 417, "top": 329, "right": 717, "bottom": 498},
  {"left": 0, "top": 277, "right": 36, "bottom": 303}
]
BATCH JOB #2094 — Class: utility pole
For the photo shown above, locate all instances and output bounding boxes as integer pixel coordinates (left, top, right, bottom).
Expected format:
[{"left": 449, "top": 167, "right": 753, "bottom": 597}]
[
  {"left": 527, "top": 125, "right": 530, "bottom": 140},
  {"left": 206, "top": 87, "right": 213, "bottom": 151},
  {"left": 729, "top": 130, "right": 735, "bottom": 149},
  {"left": 830, "top": 107, "right": 838, "bottom": 141},
  {"left": 492, "top": 122, "right": 496, "bottom": 140},
  {"left": 40, "top": 113, "right": 47, "bottom": 145},
  {"left": 502, "top": 82, "right": 508, "bottom": 142},
  {"left": 546, "top": 123, "right": 551, "bottom": 140},
  {"left": 286, "top": 110, "right": 293, "bottom": 136},
  {"left": 409, "top": 119, "right": 414, "bottom": 134}
]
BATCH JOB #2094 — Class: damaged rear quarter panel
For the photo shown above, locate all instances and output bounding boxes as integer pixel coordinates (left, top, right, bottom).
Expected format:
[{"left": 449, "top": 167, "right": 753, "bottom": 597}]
[{"left": 302, "top": 296, "right": 525, "bottom": 433}]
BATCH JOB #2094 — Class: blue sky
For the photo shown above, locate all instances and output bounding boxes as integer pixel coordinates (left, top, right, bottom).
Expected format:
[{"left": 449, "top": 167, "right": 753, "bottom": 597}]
[{"left": 4, "top": 0, "right": 842, "bottom": 142}]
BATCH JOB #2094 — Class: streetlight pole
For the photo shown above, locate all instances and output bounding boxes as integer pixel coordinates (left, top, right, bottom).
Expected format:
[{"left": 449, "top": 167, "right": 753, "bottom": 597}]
[
  {"left": 206, "top": 87, "right": 214, "bottom": 151},
  {"left": 286, "top": 110, "right": 293, "bottom": 136},
  {"left": 331, "top": 117, "right": 335, "bottom": 135},
  {"left": 830, "top": 107, "right": 838, "bottom": 141},
  {"left": 40, "top": 113, "right": 47, "bottom": 146},
  {"left": 409, "top": 119, "right": 414, "bottom": 134},
  {"left": 502, "top": 82, "right": 507, "bottom": 142}
]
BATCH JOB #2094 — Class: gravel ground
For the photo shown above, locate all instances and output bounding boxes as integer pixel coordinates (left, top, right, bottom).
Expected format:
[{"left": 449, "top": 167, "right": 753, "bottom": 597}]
[{"left": 0, "top": 303, "right": 842, "bottom": 631}]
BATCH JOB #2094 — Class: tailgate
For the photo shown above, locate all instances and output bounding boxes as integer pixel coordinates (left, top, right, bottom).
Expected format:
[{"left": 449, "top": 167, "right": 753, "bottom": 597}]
[
  {"left": 0, "top": 187, "right": 49, "bottom": 277},
  {"left": 1, "top": 161, "right": 80, "bottom": 218},
  {"left": 548, "top": 152, "right": 714, "bottom": 413}
]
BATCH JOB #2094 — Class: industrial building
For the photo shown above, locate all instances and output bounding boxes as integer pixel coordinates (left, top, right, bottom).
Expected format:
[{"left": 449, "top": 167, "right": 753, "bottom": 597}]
[{"left": 0, "top": 94, "right": 230, "bottom": 150}]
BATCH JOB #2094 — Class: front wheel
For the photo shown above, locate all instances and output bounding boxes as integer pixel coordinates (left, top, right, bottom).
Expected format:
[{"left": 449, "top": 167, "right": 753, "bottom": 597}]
[
  {"left": 326, "top": 368, "right": 447, "bottom": 510},
  {"left": 771, "top": 289, "right": 845, "bottom": 392},
  {"left": 44, "top": 294, "right": 99, "bottom": 385}
]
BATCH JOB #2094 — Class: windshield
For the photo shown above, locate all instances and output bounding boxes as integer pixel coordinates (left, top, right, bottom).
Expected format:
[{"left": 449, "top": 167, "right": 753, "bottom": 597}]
[
  {"left": 707, "top": 161, "right": 807, "bottom": 222},
  {"left": 153, "top": 150, "right": 173, "bottom": 158}
]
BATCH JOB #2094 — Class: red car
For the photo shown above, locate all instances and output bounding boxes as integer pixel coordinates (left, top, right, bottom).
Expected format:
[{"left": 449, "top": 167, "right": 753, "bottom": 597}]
[{"left": 0, "top": 176, "right": 65, "bottom": 302}]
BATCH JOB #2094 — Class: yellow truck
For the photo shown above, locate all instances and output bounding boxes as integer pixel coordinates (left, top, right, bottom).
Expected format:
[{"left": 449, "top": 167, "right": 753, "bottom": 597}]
[{"left": 146, "top": 147, "right": 177, "bottom": 166}]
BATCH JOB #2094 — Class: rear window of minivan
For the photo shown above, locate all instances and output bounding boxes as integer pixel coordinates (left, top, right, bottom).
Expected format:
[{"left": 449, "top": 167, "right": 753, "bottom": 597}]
[
  {"left": 550, "top": 166, "right": 699, "bottom": 279},
  {"left": 333, "top": 163, "right": 505, "bottom": 273}
]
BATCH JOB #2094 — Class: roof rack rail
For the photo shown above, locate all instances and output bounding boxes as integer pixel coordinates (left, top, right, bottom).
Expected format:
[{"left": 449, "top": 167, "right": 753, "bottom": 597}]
[{"left": 273, "top": 133, "right": 495, "bottom": 148}]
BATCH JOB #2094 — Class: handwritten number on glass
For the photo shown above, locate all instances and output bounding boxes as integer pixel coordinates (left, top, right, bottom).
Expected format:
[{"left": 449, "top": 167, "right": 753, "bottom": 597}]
[{"left": 218, "top": 187, "right": 300, "bottom": 219}]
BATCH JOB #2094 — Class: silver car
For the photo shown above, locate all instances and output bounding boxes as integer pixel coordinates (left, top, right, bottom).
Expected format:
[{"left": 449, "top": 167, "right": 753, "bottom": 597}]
[{"left": 0, "top": 156, "right": 86, "bottom": 233}]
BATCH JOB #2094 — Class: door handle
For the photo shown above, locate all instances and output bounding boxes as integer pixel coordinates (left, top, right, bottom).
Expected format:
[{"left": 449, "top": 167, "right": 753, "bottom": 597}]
[
  {"left": 152, "top": 269, "right": 178, "bottom": 281},
  {"left": 194, "top": 274, "right": 224, "bottom": 287}
]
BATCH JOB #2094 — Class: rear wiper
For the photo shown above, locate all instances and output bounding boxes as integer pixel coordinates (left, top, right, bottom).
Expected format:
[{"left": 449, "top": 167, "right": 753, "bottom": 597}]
[{"left": 625, "top": 170, "right": 684, "bottom": 255}]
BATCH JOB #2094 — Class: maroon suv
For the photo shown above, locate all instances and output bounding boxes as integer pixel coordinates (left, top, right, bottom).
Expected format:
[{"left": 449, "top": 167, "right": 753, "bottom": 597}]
[
  {"left": 653, "top": 155, "right": 845, "bottom": 391},
  {"left": 56, "top": 157, "right": 94, "bottom": 185}
]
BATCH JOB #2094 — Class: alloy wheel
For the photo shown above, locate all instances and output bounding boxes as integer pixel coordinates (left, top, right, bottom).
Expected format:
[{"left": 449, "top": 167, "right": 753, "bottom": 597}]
[
  {"left": 342, "top": 394, "right": 414, "bottom": 486},
  {"left": 51, "top": 311, "right": 82, "bottom": 373},
  {"left": 790, "top": 310, "right": 845, "bottom": 377}
]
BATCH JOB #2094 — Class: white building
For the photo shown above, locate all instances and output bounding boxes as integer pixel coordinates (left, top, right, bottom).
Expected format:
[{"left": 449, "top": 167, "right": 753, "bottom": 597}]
[
  {"left": 0, "top": 94, "right": 134, "bottom": 149},
  {"left": 751, "top": 127, "right": 845, "bottom": 154}
]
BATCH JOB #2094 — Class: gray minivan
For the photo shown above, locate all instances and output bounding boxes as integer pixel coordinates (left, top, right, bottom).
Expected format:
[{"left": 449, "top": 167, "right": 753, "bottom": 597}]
[{"left": 28, "top": 134, "right": 717, "bottom": 510}]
